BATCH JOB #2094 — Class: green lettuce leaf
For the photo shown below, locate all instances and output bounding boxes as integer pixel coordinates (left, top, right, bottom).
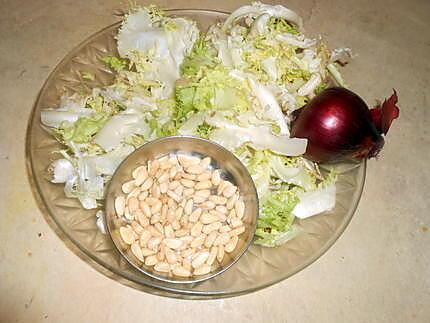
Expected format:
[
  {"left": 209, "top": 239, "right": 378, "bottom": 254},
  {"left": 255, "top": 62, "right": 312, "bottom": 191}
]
[
  {"left": 267, "top": 17, "right": 300, "bottom": 35},
  {"left": 61, "top": 113, "right": 109, "bottom": 143},
  {"left": 180, "top": 36, "right": 218, "bottom": 78},
  {"left": 254, "top": 189, "right": 300, "bottom": 247},
  {"left": 196, "top": 122, "right": 215, "bottom": 139},
  {"left": 174, "top": 66, "right": 250, "bottom": 124},
  {"left": 100, "top": 56, "right": 129, "bottom": 72}
]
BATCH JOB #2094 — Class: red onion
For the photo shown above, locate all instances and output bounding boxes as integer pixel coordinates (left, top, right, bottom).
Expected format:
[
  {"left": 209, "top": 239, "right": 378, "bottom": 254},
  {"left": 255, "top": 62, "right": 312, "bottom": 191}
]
[{"left": 290, "top": 87, "right": 399, "bottom": 163}]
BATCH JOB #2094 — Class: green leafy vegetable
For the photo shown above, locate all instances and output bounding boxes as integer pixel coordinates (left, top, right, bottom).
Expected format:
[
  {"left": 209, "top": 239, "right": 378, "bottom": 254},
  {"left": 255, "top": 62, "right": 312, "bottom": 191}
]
[
  {"left": 315, "top": 82, "right": 328, "bottom": 95},
  {"left": 101, "top": 56, "right": 128, "bottom": 72},
  {"left": 254, "top": 189, "right": 300, "bottom": 247},
  {"left": 61, "top": 113, "right": 110, "bottom": 143},
  {"left": 196, "top": 122, "right": 215, "bottom": 139},
  {"left": 267, "top": 17, "right": 300, "bottom": 35},
  {"left": 175, "top": 66, "right": 249, "bottom": 124},
  {"left": 123, "top": 134, "right": 146, "bottom": 148},
  {"left": 180, "top": 36, "right": 218, "bottom": 78},
  {"left": 148, "top": 118, "right": 178, "bottom": 137}
]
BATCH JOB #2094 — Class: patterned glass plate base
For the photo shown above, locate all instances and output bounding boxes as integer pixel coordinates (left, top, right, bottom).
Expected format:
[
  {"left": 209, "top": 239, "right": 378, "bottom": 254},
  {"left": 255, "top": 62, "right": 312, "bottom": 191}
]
[{"left": 26, "top": 9, "right": 366, "bottom": 299}]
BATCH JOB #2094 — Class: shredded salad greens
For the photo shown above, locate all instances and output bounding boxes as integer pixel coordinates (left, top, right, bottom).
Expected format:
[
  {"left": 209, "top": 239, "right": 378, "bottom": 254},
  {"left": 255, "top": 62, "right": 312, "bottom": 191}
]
[{"left": 41, "top": 3, "right": 346, "bottom": 247}]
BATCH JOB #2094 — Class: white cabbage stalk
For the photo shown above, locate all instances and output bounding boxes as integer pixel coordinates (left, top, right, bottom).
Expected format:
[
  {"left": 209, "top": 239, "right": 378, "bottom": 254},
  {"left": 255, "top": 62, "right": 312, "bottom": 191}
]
[
  {"left": 223, "top": 2, "right": 303, "bottom": 31},
  {"left": 327, "top": 63, "right": 346, "bottom": 86},
  {"left": 208, "top": 25, "right": 233, "bottom": 67},
  {"left": 270, "top": 156, "right": 316, "bottom": 190},
  {"left": 178, "top": 112, "right": 206, "bottom": 136},
  {"left": 267, "top": 84, "right": 298, "bottom": 112},
  {"left": 248, "top": 78, "right": 290, "bottom": 135},
  {"left": 117, "top": 10, "right": 162, "bottom": 57},
  {"left": 297, "top": 73, "right": 321, "bottom": 96},
  {"left": 230, "top": 47, "right": 244, "bottom": 68},
  {"left": 124, "top": 96, "right": 158, "bottom": 113},
  {"left": 261, "top": 57, "right": 278, "bottom": 81},
  {"left": 49, "top": 159, "right": 76, "bottom": 183},
  {"left": 165, "top": 17, "right": 199, "bottom": 66},
  {"left": 63, "top": 157, "right": 104, "bottom": 209},
  {"left": 117, "top": 9, "right": 199, "bottom": 98},
  {"left": 235, "top": 111, "right": 272, "bottom": 127},
  {"left": 40, "top": 109, "right": 93, "bottom": 128},
  {"left": 206, "top": 114, "right": 307, "bottom": 156},
  {"left": 270, "top": 156, "right": 301, "bottom": 179},
  {"left": 292, "top": 184, "right": 336, "bottom": 219},
  {"left": 87, "top": 144, "right": 134, "bottom": 176},
  {"left": 276, "top": 34, "right": 316, "bottom": 48},
  {"left": 41, "top": 97, "right": 93, "bottom": 128},
  {"left": 94, "top": 113, "right": 151, "bottom": 151},
  {"left": 252, "top": 169, "right": 271, "bottom": 198},
  {"left": 303, "top": 49, "right": 322, "bottom": 74},
  {"left": 249, "top": 13, "right": 270, "bottom": 36}
]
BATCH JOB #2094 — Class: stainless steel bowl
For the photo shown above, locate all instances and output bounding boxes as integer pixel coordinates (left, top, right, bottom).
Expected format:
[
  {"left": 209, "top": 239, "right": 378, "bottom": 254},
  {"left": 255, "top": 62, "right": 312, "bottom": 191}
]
[{"left": 104, "top": 136, "right": 259, "bottom": 284}]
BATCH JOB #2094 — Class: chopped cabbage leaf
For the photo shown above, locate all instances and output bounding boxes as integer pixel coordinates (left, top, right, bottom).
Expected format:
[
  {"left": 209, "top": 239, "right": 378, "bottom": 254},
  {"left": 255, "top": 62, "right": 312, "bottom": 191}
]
[
  {"left": 101, "top": 56, "right": 129, "bottom": 72},
  {"left": 49, "top": 159, "right": 76, "bottom": 184},
  {"left": 205, "top": 114, "right": 307, "bottom": 156},
  {"left": 87, "top": 144, "right": 134, "bottom": 176},
  {"left": 196, "top": 122, "right": 215, "bottom": 139},
  {"left": 292, "top": 184, "right": 336, "bottom": 219},
  {"left": 174, "top": 66, "right": 249, "bottom": 124},
  {"left": 180, "top": 36, "right": 219, "bottom": 78},
  {"left": 94, "top": 113, "right": 151, "bottom": 151},
  {"left": 61, "top": 113, "right": 110, "bottom": 143},
  {"left": 254, "top": 189, "right": 300, "bottom": 247}
]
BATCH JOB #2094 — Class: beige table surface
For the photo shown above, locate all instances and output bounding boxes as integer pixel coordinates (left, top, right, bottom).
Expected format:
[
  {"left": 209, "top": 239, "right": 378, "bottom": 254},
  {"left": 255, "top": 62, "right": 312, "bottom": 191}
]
[{"left": 1, "top": 0, "right": 429, "bottom": 322}]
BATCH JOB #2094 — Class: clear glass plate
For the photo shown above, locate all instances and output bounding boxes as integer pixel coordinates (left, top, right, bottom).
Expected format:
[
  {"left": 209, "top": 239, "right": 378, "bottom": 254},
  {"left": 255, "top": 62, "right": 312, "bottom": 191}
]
[{"left": 25, "top": 9, "right": 366, "bottom": 299}]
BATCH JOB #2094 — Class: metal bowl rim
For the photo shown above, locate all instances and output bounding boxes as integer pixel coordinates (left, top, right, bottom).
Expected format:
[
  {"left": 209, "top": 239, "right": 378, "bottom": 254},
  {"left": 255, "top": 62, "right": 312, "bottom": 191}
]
[{"left": 104, "top": 135, "right": 259, "bottom": 284}]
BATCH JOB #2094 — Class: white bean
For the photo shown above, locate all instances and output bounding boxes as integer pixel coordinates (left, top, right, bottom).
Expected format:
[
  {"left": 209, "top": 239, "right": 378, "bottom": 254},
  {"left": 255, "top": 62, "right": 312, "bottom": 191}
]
[
  {"left": 209, "top": 195, "right": 227, "bottom": 205},
  {"left": 134, "top": 168, "right": 148, "bottom": 186},
  {"left": 222, "top": 185, "right": 237, "bottom": 198},
  {"left": 235, "top": 199, "right": 245, "bottom": 219},
  {"left": 207, "top": 247, "right": 218, "bottom": 266},
  {"left": 154, "top": 262, "right": 170, "bottom": 273},
  {"left": 140, "top": 177, "right": 154, "bottom": 191},
  {"left": 132, "top": 165, "right": 147, "bottom": 180},
  {"left": 189, "top": 208, "right": 202, "bottom": 222},
  {"left": 164, "top": 238, "right": 183, "bottom": 250},
  {"left": 190, "top": 234, "right": 206, "bottom": 248},
  {"left": 180, "top": 179, "right": 195, "bottom": 188},
  {"left": 191, "top": 251, "right": 210, "bottom": 269},
  {"left": 204, "top": 231, "right": 217, "bottom": 248},
  {"left": 196, "top": 171, "right": 211, "bottom": 182},
  {"left": 190, "top": 222, "right": 203, "bottom": 237},
  {"left": 199, "top": 157, "right": 211, "bottom": 169},
  {"left": 225, "top": 235, "right": 239, "bottom": 253},
  {"left": 131, "top": 242, "right": 144, "bottom": 262},
  {"left": 115, "top": 196, "right": 125, "bottom": 216},
  {"left": 145, "top": 255, "right": 158, "bottom": 266},
  {"left": 122, "top": 180, "right": 135, "bottom": 194},
  {"left": 211, "top": 169, "right": 221, "bottom": 186},
  {"left": 217, "top": 245, "right": 225, "bottom": 262},
  {"left": 172, "top": 266, "right": 191, "bottom": 277},
  {"left": 193, "top": 264, "right": 211, "bottom": 276},
  {"left": 195, "top": 180, "right": 212, "bottom": 190},
  {"left": 186, "top": 165, "right": 205, "bottom": 175},
  {"left": 120, "top": 226, "right": 135, "bottom": 245}
]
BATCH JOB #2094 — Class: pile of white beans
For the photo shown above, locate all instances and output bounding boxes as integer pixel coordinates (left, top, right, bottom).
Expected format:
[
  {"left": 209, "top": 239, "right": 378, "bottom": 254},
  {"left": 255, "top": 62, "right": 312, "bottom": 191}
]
[{"left": 114, "top": 153, "right": 246, "bottom": 278}]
